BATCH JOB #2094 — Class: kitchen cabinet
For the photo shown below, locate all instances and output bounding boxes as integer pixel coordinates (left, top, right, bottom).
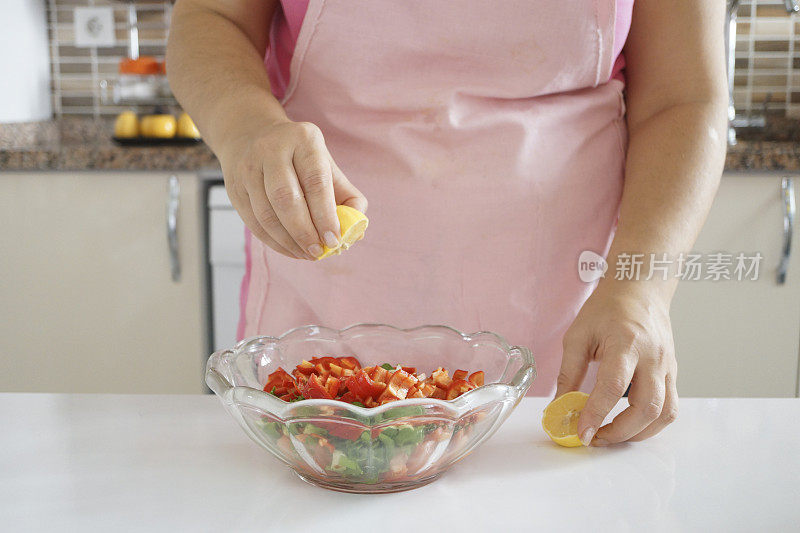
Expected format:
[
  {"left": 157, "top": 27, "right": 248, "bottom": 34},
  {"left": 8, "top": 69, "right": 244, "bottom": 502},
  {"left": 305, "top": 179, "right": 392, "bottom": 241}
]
[
  {"left": 671, "top": 173, "right": 800, "bottom": 397},
  {"left": 0, "top": 171, "right": 207, "bottom": 393}
]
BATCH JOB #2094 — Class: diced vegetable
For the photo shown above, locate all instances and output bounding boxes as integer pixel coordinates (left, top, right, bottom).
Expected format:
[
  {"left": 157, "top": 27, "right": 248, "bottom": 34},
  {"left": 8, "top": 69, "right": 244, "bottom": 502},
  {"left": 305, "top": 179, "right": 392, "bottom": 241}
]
[
  {"left": 469, "top": 371, "right": 485, "bottom": 387},
  {"left": 263, "top": 356, "right": 484, "bottom": 406}
]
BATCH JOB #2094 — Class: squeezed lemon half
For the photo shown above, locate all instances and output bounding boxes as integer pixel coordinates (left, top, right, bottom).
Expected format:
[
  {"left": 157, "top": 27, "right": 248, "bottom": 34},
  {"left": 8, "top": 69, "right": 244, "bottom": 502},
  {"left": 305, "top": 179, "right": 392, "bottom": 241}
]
[
  {"left": 542, "top": 391, "right": 589, "bottom": 447},
  {"left": 317, "top": 205, "right": 368, "bottom": 260}
]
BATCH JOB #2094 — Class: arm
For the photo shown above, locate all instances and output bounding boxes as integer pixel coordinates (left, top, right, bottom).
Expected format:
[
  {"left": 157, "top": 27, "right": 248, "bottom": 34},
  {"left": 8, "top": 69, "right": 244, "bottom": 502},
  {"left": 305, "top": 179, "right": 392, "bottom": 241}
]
[
  {"left": 556, "top": 0, "right": 728, "bottom": 444},
  {"left": 167, "top": 0, "right": 367, "bottom": 260}
]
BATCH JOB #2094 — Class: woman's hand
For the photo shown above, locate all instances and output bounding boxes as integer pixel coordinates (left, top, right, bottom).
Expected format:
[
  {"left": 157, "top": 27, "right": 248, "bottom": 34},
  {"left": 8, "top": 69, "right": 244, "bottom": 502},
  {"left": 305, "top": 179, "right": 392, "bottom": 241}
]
[
  {"left": 219, "top": 120, "right": 367, "bottom": 260},
  {"left": 556, "top": 285, "right": 679, "bottom": 446}
]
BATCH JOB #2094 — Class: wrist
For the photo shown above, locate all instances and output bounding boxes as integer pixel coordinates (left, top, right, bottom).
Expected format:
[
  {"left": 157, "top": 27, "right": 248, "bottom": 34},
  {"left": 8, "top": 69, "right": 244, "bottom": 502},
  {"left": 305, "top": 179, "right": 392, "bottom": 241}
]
[
  {"left": 593, "top": 275, "right": 675, "bottom": 310},
  {"left": 203, "top": 87, "right": 289, "bottom": 152}
]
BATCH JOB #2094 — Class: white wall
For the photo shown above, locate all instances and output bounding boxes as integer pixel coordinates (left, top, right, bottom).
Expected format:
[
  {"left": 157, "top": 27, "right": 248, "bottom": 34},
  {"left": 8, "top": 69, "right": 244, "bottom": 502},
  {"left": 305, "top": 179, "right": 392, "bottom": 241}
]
[{"left": 0, "top": 0, "right": 52, "bottom": 122}]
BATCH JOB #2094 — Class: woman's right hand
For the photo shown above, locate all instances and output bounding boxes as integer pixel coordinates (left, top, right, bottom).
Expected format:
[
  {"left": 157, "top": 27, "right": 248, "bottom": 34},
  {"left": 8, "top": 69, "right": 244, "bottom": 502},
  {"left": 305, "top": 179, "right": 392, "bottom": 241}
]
[{"left": 219, "top": 120, "right": 368, "bottom": 260}]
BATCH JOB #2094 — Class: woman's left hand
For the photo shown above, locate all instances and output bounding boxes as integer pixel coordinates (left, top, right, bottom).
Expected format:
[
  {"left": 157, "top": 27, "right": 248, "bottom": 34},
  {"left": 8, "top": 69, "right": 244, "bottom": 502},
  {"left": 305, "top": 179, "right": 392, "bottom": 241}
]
[{"left": 555, "top": 285, "right": 679, "bottom": 446}]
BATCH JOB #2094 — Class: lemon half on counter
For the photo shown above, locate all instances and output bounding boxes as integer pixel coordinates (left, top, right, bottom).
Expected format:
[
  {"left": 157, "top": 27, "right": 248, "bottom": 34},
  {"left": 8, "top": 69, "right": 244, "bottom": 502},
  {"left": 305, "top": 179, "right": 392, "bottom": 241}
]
[
  {"left": 317, "top": 205, "right": 368, "bottom": 260},
  {"left": 542, "top": 391, "right": 589, "bottom": 447}
]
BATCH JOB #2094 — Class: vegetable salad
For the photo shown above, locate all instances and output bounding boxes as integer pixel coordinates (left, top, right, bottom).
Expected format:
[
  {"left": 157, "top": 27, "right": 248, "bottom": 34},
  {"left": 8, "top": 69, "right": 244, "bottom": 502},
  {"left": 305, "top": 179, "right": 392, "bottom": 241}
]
[
  {"left": 257, "top": 356, "right": 488, "bottom": 484},
  {"left": 263, "top": 356, "right": 485, "bottom": 406}
]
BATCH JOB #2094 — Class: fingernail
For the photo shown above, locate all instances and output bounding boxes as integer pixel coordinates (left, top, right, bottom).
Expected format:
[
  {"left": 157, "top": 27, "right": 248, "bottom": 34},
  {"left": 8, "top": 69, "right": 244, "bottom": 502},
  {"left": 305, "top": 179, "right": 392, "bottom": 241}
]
[
  {"left": 580, "top": 427, "right": 595, "bottom": 447},
  {"left": 308, "top": 244, "right": 323, "bottom": 258},
  {"left": 323, "top": 231, "right": 339, "bottom": 248}
]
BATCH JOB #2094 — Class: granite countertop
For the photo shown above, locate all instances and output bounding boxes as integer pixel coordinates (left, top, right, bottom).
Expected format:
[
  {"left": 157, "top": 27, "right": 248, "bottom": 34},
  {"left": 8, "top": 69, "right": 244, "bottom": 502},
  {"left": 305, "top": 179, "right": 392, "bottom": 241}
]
[
  {"left": 0, "top": 118, "right": 219, "bottom": 172},
  {"left": 1, "top": 117, "right": 799, "bottom": 172}
]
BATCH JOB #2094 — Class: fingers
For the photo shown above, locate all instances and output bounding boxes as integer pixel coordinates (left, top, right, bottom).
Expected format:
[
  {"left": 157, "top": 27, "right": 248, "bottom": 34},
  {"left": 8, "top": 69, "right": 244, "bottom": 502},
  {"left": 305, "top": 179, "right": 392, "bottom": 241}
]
[
  {"left": 628, "top": 372, "right": 679, "bottom": 442},
  {"left": 262, "top": 161, "right": 325, "bottom": 260},
  {"left": 577, "top": 346, "right": 636, "bottom": 446},
  {"left": 223, "top": 120, "right": 367, "bottom": 260},
  {"left": 555, "top": 329, "right": 591, "bottom": 398},
  {"left": 592, "top": 367, "right": 666, "bottom": 445},
  {"left": 293, "top": 126, "right": 341, "bottom": 249},
  {"left": 225, "top": 183, "right": 300, "bottom": 259},
  {"left": 244, "top": 176, "right": 314, "bottom": 260},
  {"left": 331, "top": 159, "right": 368, "bottom": 213}
]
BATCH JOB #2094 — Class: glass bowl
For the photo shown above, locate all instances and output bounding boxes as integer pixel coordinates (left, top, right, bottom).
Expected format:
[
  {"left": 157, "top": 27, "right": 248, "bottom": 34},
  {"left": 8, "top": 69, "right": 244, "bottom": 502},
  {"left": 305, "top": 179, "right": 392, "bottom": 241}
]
[{"left": 205, "top": 324, "right": 535, "bottom": 493}]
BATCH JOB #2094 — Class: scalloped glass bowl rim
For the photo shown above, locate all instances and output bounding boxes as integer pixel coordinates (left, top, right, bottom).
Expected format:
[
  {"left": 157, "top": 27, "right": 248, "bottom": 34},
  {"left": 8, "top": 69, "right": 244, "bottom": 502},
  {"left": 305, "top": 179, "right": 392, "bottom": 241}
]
[{"left": 205, "top": 323, "right": 536, "bottom": 416}]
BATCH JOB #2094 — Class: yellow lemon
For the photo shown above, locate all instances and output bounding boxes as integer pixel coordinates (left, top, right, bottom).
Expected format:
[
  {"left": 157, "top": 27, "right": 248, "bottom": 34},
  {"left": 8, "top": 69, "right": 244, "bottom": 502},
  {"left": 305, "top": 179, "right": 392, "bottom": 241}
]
[
  {"left": 177, "top": 112, "right": 201, "bottom": 139},
  {"left": 114, "top": 111, "right": 139, "bottom": 138},
  {"left": 317, "top": 205, "right": 368, "bottom": 260},
  {"left": 542, "top": 391, "right": 589, "bottom": 447},
  {"left": 140, "top": 114, "right": 177, "bottom": 138}
]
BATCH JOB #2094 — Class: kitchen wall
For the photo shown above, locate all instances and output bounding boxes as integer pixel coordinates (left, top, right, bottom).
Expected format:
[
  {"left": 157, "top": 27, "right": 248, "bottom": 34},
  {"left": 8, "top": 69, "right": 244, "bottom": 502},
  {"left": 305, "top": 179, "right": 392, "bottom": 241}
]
[
  {"left": 44, "top": 0, "right": 800, "bottom": 118},
  {"left": 734, "top": 0, "right": 800, "bottom": 118},
  {"left": 46, "top": 0, "right": 172, "bottom": 118}
]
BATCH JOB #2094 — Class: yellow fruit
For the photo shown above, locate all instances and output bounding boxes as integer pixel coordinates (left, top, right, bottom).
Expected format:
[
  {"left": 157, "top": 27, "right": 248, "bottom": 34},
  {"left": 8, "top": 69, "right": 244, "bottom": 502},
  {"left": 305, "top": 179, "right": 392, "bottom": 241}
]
[
  {"left": 140, "top": 114, "right": 177, "bottom": 138},
  {"left": 177, "top": 112, "right": 201, "bottom": 139},
  {"left": 542, "top": 391, "right": 589, "bottom": 447},
  {"left": 317, "top": 205, "right": 368, "bottom": 260},
  {"left": 114, "top": 111, "right": 139, "bottom": 138}
]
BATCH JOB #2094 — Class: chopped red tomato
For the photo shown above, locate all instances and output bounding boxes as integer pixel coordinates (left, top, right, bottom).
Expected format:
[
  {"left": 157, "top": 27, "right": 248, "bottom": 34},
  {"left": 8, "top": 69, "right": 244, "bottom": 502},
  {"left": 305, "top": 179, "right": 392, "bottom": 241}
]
[
  {"left": 310, "top": 437, "right": 334, "bottom": 468},
  {"left": 431, "top": 368, "right": 451, "bottom": 389},
  {"left": 263, "top": 356, "right": 485, "bottom": 406},
  {"left": 325, "top": 376, "right": 340, "bottom": 397},
  {"left": 313, "top": 420, "right": 365, "bottom": 440},
  {"left": 294, "top": 360, "right": 316, "bottom": 375},
  {"left": 338, "top": 390, "right": 357, "bottom": 403},
  {"left": 446, "top": 379, "right": 474, "bottom": 400},
  {"left": 369, "top": 365, "right": 389, "bottom": 383},
  {"left": 469, "top": 371, "right": 485, "bottom": 387},
  {"left": 310, "top": 356, "right": 338, "bottom": 368},
  {"left": 338, "top": 356, "right": 360, "bottom": 371},
  {"left": 452, "top": 369, "right": 469, "bottom": 381},
  {"left": 302, "top": 374, "right": 333, "bottom": 399},
  {"left": 379, "top": 369, "right": 418, "bottom": 402},
  {"left": 344, "top": 369, "right": 386, "bottom": 402}
]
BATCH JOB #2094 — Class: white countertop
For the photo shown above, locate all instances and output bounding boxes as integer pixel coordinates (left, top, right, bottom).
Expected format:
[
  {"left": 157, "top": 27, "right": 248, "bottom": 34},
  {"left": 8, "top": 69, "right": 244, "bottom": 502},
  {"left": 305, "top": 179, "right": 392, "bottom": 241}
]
[{"left": 1, "top": 394, "right": 798, "bottom": 532}]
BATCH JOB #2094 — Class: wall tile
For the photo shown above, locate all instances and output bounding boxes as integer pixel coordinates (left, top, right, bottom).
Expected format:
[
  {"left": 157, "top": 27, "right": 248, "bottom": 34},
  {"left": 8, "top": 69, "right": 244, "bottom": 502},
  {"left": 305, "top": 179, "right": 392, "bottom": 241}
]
[
  {"left": 47, "top": 0, "right": 172, "bottom": 118},
  {"left": 45, "top": 0, "right": 800, "bottom": 119},
  {"left": 733, "top": 0, "right": 800, "bottom": 117}
]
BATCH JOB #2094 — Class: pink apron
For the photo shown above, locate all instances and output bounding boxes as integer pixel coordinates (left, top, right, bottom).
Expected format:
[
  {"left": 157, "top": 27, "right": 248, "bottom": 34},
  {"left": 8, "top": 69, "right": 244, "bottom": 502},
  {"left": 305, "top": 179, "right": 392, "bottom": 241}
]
[{"left": 240, "top": 0, "right": 627, "bottom": 396}]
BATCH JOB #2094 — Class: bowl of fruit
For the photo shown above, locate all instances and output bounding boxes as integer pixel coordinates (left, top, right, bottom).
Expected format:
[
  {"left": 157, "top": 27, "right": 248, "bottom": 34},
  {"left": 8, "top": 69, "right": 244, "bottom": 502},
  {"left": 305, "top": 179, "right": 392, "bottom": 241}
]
[{"left": 206, "top": 323, "right": 535, "bottom": 493}]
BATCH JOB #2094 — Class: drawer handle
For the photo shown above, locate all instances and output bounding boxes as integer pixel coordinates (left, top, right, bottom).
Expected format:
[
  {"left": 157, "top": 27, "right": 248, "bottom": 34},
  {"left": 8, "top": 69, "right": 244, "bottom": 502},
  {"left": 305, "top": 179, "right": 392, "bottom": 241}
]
[
  {"left": 167, "top": 175, "right": 180, "bottom": 282},
  {"left": 778, "top": 177, "right": 795, "bottom": 285}
]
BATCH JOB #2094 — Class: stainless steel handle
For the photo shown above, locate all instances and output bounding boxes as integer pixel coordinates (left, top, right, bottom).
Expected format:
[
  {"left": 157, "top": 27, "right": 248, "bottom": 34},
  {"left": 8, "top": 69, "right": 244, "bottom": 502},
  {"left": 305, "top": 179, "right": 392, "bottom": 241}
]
[
  {"left": 167, "top": 175, "right": 181, "bottom": 282},
  {"left": 784, "top": 0, "right": 799, "bottom": 14},
  {"left": 726, "top": 1, "right": 740, "bottom": 145},
  {"left": 778, "top": 177, "right": 795, "bottom": 284}
]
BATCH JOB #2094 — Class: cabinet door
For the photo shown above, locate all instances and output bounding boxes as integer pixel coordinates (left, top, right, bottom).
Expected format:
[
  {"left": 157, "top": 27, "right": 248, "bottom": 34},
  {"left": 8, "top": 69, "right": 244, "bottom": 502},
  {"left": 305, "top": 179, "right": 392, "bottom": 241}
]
[
  {"left": 0, "top": 172, "right": 207, "bottom": 393},
  {"left": 671, "top": 174, "right": 800, "bottom": 397}
]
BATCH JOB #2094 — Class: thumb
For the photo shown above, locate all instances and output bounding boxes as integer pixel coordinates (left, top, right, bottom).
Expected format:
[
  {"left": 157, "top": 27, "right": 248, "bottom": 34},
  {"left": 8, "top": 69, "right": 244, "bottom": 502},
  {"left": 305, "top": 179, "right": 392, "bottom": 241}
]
[
  {"left": 331, "top": 159, "right": 368, "bottom": 214},
  {"left": 555, "top": 328, "right": 591, "bottom": 398}
]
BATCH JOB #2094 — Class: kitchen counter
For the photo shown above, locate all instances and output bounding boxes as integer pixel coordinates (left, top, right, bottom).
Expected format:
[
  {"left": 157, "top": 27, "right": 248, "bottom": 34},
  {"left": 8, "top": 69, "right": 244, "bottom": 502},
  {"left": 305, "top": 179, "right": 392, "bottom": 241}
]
[
  {"left": 1, "top": 118, "right": 800, "bottom": 172},
  {"left": 2, "top": 394, "right": 798, "bottom": 531},
  {"left": 0, "top": 118, "right": 218, "bottom": 171}
]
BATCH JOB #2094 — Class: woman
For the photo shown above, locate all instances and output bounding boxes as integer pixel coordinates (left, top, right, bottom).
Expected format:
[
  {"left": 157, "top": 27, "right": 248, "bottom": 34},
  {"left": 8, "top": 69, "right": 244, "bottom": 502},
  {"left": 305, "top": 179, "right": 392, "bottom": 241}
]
[{"left": 167, "top": 0, "right": 727, "bottom": 446}]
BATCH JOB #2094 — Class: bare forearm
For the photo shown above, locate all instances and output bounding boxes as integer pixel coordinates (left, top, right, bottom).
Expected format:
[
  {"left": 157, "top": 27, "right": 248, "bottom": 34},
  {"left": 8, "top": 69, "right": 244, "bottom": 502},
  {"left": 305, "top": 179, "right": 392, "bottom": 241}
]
[
  {"left": 597, "top": 100, "right": 728, "bottom": 304},
  {"left": 166, "top": 0, "right": 286, "bottom": 154},
  {"left": 594, "top": 0, "right": 728, "bottom": 307}
]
